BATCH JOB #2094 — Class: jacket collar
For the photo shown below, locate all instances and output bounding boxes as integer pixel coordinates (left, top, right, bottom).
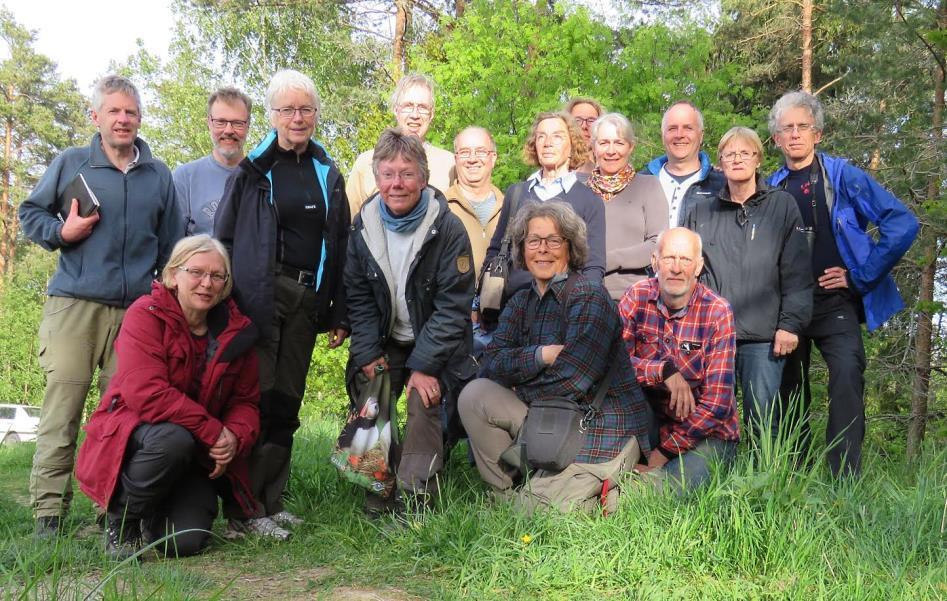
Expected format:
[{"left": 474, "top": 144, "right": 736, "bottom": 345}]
[
  {"left": 88, "top": 133, "right": 152, "bottom": 170},
  {"left": 717, "top": 174, "right": 772, "bottom": 206},
  {"left": 444, "top": 183, "right": 503, "bottom": 219},
  {"left": 645, "top": 150, "right": 714, "bottom": 180},
  {"left": 244, "top": 129, "right": 334, "bottom": 172}
]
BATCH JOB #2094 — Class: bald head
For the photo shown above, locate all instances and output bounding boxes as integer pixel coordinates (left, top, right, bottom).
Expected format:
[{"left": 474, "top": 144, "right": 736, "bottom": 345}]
[{"left": 652, "top": 227, "right": 704, "bottom": 309}]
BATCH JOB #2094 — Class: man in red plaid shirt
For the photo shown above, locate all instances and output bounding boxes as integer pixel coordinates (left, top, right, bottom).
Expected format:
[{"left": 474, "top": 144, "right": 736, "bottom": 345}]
[{"left": 619, "top": 227, "right": 740, "bottom": 492}]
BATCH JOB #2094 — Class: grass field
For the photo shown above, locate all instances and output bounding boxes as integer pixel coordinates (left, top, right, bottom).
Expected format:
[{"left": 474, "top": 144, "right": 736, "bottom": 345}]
[{"left": 0, "top": 413, "right": 944, "bottom": 601}]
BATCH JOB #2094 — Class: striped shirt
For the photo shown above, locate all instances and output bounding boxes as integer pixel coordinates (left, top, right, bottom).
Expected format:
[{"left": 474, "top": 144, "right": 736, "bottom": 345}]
[
  {"left": 619, "top": 279, "right": 740, "bottom": 456},
  {"left": 486, "top": 274, "right": 651, "bottom": 463}
]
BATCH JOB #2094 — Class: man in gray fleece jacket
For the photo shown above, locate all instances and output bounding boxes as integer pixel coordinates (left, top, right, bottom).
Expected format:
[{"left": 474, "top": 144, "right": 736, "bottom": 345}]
[{"left": 18, "top": 75, "right": 183, "bottom": 538}]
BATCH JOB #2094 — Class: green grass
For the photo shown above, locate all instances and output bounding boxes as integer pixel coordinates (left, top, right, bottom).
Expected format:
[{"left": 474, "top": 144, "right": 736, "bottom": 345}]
[{"left": 0, "top": 415, "right": 944, "bottom": 600}]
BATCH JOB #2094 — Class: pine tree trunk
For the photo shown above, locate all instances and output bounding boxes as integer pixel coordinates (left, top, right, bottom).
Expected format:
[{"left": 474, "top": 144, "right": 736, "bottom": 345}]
[
  {"left": 393, "top": 0, "right": 411, "bottom": 80},
  {"left": 801, "top": 0, "right": 814, "bottom": 92},
  {"left": 906, "top": 14, "right": 945, "bottom": 458}
]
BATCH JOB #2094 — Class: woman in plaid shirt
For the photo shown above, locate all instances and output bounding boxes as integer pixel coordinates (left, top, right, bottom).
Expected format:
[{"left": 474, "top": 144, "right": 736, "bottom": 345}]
[{"left": 459, "top": 202, "right": 650, "bottom": 513}]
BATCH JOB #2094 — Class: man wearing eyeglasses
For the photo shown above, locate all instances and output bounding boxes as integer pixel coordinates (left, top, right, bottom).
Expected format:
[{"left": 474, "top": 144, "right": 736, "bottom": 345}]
[
  {"left": 767, "top": 91, "right": 918, "bottom": 477},
  {"left": 18, "top": 75, "right": 183, "bottom": 538},
  {"left": 346, "top": 74, "right": 455, "bottom": 217},
  {"left": 174, "top": 88, "right": 252, "bottom": 235},
  {"left": 619, "top": 228, "right": 739, "bottom": 493}
]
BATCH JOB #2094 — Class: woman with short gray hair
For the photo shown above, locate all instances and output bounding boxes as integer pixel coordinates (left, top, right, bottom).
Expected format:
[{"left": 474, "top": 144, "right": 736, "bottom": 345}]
[
  {"left": 345, "top": 127, "right": 476, "bottom": 517},
  {"left": 588, "top": 112, "right": 668, "bottom": 300},
  {"left": 215, "top": 69, "right": 350, "bottom": 539},
  {"left": 460, "top": 202, "right": 650, "bottom": 513}
]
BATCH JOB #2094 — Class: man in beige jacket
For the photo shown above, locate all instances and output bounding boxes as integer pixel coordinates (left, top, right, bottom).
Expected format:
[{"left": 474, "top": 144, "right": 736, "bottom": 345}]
[
  {"left": 346, "top": 74, "right": 455, "bottom": 217},
  {"left": 444, "top": 126, "right": 504, "bottom": 279}
]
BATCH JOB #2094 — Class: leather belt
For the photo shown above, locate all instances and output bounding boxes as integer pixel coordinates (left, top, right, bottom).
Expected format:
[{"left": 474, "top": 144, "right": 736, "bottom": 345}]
[{"left": 278, "top": 264, "right": 315, "bottom": 287}]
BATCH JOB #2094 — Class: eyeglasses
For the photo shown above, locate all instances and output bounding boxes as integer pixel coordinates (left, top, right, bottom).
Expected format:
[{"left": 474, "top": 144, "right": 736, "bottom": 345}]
[
  {"left": 525, "top": 235, "right": 566, "bottom": 250},
  {"left": 573, "top": 116, "right": 597, "bottom": 127},
  {"left": 377, "top": 170, "right": 421, "bottom": 183},
  {"left": 177, "top": 266, "right": 229, "bottom": 284},
  {"left": 777, "top": 123, "right": 816, "bottom": 134},
  {"left": 209, "top": 118, "right": 249, "bottom": 131},
  {"left": 721, "top": 150, "right": 757, "bottom": 163},
  {"left": 272, "top": 106, "right": 317, "bottom": 119},
  {"left": 455, "top": 148, "right": 494, "bottom": 160},
  {"left": 396, "top": 103, "right": 432, "bottom": 116},
  {"left": 657, "top": 255, "right": 695, "bottom": 268}
]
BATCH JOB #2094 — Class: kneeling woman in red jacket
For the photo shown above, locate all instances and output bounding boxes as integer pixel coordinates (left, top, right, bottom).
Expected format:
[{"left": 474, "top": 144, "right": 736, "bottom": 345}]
[{"left": 76, "top": 234, "right": 260, "bottom": 559}]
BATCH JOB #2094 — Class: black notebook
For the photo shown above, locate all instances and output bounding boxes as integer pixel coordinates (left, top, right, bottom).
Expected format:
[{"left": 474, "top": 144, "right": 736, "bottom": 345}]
[{"left": 57, "top": 173, "right": 100, "bottom": 221}]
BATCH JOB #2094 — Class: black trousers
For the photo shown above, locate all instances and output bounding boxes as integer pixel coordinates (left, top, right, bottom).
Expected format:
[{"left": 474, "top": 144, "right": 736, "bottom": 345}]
[
  {"left": 109, "top": 423, "right": 223, "bottom": 557},
  {"left": 780, "top": 293, "right": 866, "bottom": 477}
]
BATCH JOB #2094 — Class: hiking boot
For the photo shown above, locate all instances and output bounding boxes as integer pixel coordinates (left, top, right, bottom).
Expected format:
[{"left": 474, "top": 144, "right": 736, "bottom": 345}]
[
  {"left": 363, "top": 494, "right": 397, "bottom": 520},
  {"left": 269, "top": 510, "right": 304, "bottom": 527},
  {"left": 105, "top": 516, "right": 142, "bottom": 561},
  {"left": 34, "top": 516, "right": 61, "bottom": 540},
  {"left": 229, "top": 517, "right": 290, "bottom": 541}
]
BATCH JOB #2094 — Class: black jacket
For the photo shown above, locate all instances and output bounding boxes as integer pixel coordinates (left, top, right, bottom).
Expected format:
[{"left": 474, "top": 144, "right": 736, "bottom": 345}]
[
  {"left": 345, "top": 190, "right": 476, "bottom": 388},
  {"left": 214, "top": 130, "right": 349, "bottom": 337},
  {"left": 684, "top": 178, "right": 813, "bottom": 341}
]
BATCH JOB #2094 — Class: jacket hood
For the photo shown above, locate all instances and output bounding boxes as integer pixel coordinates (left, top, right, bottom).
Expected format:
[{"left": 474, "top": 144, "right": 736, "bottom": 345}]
[{"left": 645, "top": 150, "right": 714, "bottom": 180}]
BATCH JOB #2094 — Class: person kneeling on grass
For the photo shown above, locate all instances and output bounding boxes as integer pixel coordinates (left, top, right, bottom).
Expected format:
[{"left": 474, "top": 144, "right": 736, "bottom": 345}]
[
  {"left": 76, "top": 235, "right": 261, "bottom": 560},
  {"left": 459, "top": 202, "right": 651, "bottom": 513},
  {"left": 618, "top": 227, "right": 740, "bottom": 493}
]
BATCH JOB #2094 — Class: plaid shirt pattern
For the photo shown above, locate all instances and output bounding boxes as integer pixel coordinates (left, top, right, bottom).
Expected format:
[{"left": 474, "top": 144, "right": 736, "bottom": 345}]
[
  {"left": 486, "top": 275, "right": 651, "bottom": 463},
  {"left": 618, "top": 279, "right": 740, "bottom": 456}
]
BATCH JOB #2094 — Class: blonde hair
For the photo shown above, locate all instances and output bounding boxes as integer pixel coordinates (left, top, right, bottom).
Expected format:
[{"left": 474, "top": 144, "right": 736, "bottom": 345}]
[
  {"left": 161, "top": 235, "right": 233, "bottom": 299},
  {"left": 717, "top": 126, "right": 764, "bottom": 167}
]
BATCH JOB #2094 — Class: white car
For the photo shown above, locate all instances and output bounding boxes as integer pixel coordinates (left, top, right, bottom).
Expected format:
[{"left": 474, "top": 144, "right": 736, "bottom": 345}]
[{"left": 0, "top": 404, "right": 41, "bottom": 444}]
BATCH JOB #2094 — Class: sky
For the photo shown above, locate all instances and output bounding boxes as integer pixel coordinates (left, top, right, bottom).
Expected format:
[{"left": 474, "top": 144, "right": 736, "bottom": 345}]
[{"left": 1, "top": 0, "right": 174, "bottom": 94}]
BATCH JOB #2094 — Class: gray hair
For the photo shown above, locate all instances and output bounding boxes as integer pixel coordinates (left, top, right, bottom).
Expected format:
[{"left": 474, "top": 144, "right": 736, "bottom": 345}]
[
  {"left": 768, "top": 90, "right": 825, "bottom": 136},
  {"left": 661, "top": 100, "right": 704, "bottom": 132},
  {"left": 265, "top": 69, "right": 321, "bottom": 115},
  {"left": 208, "top": 86, "right": 252, "bottom": 117},
  {"left": 510, "top": 201, "right": 588, "bottom": 272},
  {"left": 453, "top": 126, "right": 497, "bottom": 152},
  {"left": 590, "top": 112, "right": 636, "bottom": 146},
  {"left": 390, "top": 73, "right": 435, "bottom": 113},
  {"left": 92, "top": 75, "right": 141, "bottom": 113},
  {"left": 161, "top": 234, "right": 233, "bottom": 299},
  {"left": 371, "top": 127, "right": 430, "bottom": 184},
  {"left": 655, "top": 227, "right": 703, "bottom": 259}
]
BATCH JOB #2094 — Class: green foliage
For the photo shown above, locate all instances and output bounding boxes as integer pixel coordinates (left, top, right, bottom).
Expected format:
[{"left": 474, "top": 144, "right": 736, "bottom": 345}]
[{"left": 0, "top": 245, "right": 54, "bottom": 405}]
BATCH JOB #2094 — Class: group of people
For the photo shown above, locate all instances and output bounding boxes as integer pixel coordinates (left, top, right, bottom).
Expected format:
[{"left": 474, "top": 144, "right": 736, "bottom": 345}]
[{"left": 18, "top": 68, "right": 917, "bottom": 559}]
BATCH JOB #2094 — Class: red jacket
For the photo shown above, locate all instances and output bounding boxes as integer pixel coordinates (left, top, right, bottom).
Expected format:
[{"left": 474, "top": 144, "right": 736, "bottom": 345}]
[{"left": 76, "top": 282, "right": 261, "bottom": 517}]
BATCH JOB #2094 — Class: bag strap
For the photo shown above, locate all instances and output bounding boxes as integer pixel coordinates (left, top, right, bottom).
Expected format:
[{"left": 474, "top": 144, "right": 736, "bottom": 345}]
[
  {"left": 587, "top": 347, "right": 620, "bottom": 413},
  {"left": 497, "top": 183, "right": 525, "bottom": 259}
]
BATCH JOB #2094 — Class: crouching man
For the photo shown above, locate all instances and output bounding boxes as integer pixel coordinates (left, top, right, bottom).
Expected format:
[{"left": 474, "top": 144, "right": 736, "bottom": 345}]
[{"left": 618, "top": 227, "right": 739, "bottom": 492}]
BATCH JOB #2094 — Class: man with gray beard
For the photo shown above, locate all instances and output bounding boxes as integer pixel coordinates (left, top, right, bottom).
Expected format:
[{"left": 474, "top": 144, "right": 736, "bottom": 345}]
[{"left": 174, "top": 87, "right": 252, "bottom": 235}]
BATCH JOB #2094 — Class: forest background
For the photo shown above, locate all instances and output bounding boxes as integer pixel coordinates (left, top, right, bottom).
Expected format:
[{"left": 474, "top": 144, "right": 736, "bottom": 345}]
[{"left": 0, "top": 1, "right": 944, "bottom": 598}]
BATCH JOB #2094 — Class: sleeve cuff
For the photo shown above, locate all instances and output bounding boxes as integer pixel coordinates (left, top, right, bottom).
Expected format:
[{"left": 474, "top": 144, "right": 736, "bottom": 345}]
[
  {"left": 661, "top": 361, "right": 679, "bottom": 382},
  {"left": 657, "top": 444, "right": 679, "bottom": 460}
]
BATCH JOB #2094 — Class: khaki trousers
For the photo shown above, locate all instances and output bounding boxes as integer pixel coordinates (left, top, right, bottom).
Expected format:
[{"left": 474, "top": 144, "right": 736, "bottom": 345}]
[
  {"left": 31, "top": 296, "right": 124, "bottom": 518},
  {"left": 459, "top": 377, "right": 641, "bottom": 514}
]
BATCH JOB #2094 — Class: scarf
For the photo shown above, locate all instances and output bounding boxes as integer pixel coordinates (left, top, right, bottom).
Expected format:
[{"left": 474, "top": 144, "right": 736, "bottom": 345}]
[
  {"left": 378, "top": 189, "right": 430, "bottom": 233},
  {"left": 587, "top": 165, "right": 636, "bottom": 202}
]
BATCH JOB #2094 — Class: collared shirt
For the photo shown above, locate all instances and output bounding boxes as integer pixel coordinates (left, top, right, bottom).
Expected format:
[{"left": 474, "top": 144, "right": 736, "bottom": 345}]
[
  {"left": 658, "top": 166, "right": 701, "bottom": 227},
  {"left": 618, "top": 278, "right": 740, "bottom": 456},
  {"left": 526, "top": 170, "right": 578, "bottom": 201},
  {"left": 487, "top": 274, "right": 651, "bottom": 463}
]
